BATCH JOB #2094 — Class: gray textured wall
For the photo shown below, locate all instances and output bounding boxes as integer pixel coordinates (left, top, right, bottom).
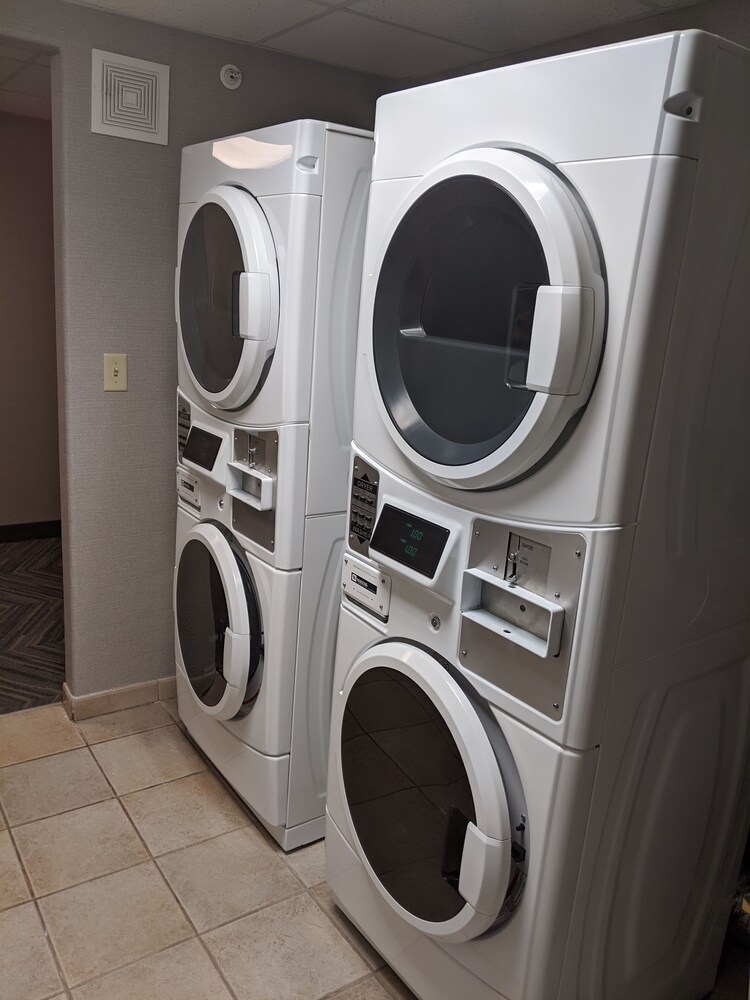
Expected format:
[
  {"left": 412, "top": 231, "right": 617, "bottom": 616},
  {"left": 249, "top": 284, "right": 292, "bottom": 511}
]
[
  {"left": 0, "top": 0, "right": 387, "bottom": 695},
  {"left": 0, "top": 112, "right": 60, "bottom": 526}
]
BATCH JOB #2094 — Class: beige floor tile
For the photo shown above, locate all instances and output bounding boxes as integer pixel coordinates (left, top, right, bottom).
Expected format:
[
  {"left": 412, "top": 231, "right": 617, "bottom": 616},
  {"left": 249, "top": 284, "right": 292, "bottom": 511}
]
[
  {"left": 70, "top": 938, "right": 232, "bottom": 1000},
  {"left": 39, "top": 861, "right": 192, "bottom": 987},
  {"left": 311, "top": 882, "right": 384, "bottom": 971},
  {"left": 283, "top": 837, "right": 326, "bottom": 887},
  {"left": 159, "top": 825, "right": 301, "bottom": 931},
  {"left": 90, "top": 725, "right": 205, "bottom": 794},
  {"left": 0, "top": 901, "right": 63, "bottom": 999},
  {"left": 121, "top": 770, "right": 248, "bottom": 855},
  {"left": 329, "top": 976, "right": 393, "bottom": 999},
  {"left": 0, "top": 829, "right": 30, "bottom": 910},
  {"left": 0, "top": 807, "right": 6, "bottom": 830},
  {"left": 77, "top": 702, "right": 173, "bottom": 745},
  {"left": 204, "top": 893, "right": 367, "bottom": 1000},
  {"left": 376, "top": 966, "right": 419, "bottom": 1000},
  {"left": 0, "top": 703, "right": 84, "bottom": 767},
  {"left": 162, "top": 697, "right": 180, "bottom": 722},
  {"left": 14, "top": 798, "right": 148, "bottom": 896},
  {"left": 0, "top": 747, "right": 112, "bottom": 826}
]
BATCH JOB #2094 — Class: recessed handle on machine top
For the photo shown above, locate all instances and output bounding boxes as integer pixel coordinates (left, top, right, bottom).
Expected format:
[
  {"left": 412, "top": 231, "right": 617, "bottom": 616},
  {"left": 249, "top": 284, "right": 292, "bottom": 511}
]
[{"left": 226, "top": 460, "right": 275, "bottom": 511}]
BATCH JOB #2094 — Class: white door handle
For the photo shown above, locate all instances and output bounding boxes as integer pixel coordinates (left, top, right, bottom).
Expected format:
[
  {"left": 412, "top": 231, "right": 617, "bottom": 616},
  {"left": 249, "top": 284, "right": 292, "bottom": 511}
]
[
  {"left": 238, "top": 272, "right": 271, "bottom": 341},
  {"left": 525, "top": 285, "right": 594, "bottom": 395}
]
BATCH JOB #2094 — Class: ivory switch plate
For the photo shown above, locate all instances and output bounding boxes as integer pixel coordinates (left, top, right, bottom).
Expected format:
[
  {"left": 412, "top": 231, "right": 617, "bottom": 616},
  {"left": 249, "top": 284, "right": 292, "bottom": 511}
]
[{"left": 104, "top": 353, "right": 127, "bottom": 391}]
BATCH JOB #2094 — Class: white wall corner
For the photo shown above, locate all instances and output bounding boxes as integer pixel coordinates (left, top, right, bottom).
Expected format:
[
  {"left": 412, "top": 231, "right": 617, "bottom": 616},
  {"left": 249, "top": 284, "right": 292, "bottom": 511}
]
[{"left": 91, "top": 48, "right": 169, "bottom": 146}]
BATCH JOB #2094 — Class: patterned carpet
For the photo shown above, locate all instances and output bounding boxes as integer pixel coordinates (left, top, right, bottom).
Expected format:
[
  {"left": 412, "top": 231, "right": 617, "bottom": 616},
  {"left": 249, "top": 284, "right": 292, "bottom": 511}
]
[{"left": 0, "top": 538, "right": 65, "bottom": 714}]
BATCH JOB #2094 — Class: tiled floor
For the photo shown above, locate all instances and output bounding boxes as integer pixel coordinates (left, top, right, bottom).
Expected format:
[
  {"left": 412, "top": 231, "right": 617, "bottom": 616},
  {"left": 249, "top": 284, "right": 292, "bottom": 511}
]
[
  {"left": 2, "top": 702, "right": 744, "bottom": 1000},
  {"left": 0, "top": 702, "right": 415, "bottom": 1000}
]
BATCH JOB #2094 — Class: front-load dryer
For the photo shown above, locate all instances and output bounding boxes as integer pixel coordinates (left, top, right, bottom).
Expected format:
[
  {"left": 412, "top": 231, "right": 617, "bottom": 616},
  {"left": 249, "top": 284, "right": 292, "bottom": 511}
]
[
  {"left": 352, "top": 30, "right": 750, "bottom": 533},
  {"left": 177, "top": 119, "right": 372, "bottom": 516},
  {"left": 174, "top": 404, "right": 343, "bottom": 849}
]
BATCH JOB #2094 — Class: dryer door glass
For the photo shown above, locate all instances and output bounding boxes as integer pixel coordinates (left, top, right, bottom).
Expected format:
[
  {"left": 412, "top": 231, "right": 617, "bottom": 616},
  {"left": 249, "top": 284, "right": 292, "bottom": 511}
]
[
  {"left": 180, "top": 203, "right": 245, "bottom": 394},
  {"left": 373, "top": 176, "right": 547, "bottom": 467},
  {"left": 341, "top": 666, "right": 476, "bottom": 922},
  {"left": 176, "top": 536, "right": 262, "bottom": 715}
]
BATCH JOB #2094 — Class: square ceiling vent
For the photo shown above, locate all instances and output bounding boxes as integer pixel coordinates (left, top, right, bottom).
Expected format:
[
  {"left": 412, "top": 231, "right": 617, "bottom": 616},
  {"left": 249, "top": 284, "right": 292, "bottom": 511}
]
[{"left": 91, "top": 49, "right": 169, "bottom": 145}]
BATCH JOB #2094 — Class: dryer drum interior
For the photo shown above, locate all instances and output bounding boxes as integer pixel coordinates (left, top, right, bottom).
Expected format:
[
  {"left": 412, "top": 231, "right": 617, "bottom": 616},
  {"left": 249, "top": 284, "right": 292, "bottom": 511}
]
[
  {"left": 373, "top": 176, "right": 548, "bottom": 467},
  {"left": 371, "top": 149, "right": 606, "bottom": 491},
  {"left": 180, "top": 203, "right": 245, "bottom": 394}
]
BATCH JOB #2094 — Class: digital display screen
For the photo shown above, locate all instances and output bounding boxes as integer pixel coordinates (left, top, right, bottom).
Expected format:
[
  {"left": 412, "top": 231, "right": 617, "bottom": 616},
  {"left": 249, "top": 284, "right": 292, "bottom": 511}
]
[
  {"left": 370, "top": 505, "right": 449, "bottom": 579},
  {"left": 182, "top": 427, "right": 221, "bottom": 471}
]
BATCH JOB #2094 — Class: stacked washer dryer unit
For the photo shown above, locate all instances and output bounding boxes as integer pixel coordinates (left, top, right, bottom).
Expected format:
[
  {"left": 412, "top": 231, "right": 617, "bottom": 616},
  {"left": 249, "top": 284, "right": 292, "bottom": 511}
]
[
  {"left": 174, "top": 120, "right": 373, "bottom": 849},
  {"left": 326, "top": 32, "right": 750, "bottom": 1000}
]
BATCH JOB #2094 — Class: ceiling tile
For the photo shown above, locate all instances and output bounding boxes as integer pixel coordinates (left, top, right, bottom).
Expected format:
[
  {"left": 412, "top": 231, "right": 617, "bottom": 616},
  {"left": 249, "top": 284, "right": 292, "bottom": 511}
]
[
  {"left": 483, "top": 0, "right": 659, "bottom": 55},
  {"left": 0, "top": 42, "right": 44, "bottom": 62},
  {"left": 263, "top": 10, "right": 487, "bottom": 78},
  {"left": 0, "top": 89, "right": 52, "bottom": 120},
  {"left": 352, "top": 0, "right": 659, "bottom": 55},
  {"left": 68, "top": 0, "right": 326, "bottom": 43},
  {"left": 0, "top": 57, "right": 27, "bottom": 85},
  {"left": 350, "top": 0, "right": 524, "bottom": 52},
  {"left": 4, "top": 63, "right": 51, "bottom": 99}
]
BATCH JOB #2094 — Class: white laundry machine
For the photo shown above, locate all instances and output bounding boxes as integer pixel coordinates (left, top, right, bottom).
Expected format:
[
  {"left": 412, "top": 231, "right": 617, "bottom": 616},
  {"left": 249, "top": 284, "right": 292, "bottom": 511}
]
[
  {"left": 177, "top": 118, "right": 372, "bottom": 515},
  {"left": 174, "top": 401, "right": 343, "bottom": 850},
  {"left": 326, "top": 31, "right": 750, "bottom": 1000}
]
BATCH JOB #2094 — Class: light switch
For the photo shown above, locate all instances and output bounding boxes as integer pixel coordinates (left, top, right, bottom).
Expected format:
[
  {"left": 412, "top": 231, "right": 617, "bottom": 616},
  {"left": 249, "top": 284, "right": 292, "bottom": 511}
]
[{"left": 104, "top": 353, "right": 127, "bottom": 391}]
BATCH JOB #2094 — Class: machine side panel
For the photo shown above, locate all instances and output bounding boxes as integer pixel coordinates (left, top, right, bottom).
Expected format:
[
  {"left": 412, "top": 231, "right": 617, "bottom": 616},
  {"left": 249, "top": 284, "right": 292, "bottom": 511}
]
[
  {"left": 617, "top": 48, "right": 750, "bottom": 665},
  {"left": 559, "top": 626, "right": 750, "bottom": 1000},
  {"left": 306, "top": 131, "right": 373, "bottom": 516}
]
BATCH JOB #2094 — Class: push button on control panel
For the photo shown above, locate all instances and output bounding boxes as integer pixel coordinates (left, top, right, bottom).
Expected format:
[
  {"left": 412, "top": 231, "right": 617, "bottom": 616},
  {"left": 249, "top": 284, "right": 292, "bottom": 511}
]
[{"left": 349, "top": 456, "right": 380, "bottom": 556}]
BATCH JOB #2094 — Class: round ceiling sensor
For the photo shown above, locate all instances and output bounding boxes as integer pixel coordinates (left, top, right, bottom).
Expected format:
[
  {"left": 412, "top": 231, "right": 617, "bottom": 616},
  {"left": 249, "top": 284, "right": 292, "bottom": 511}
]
[{"left": 220, "top": 64, "right": 242, "bottom": 90}]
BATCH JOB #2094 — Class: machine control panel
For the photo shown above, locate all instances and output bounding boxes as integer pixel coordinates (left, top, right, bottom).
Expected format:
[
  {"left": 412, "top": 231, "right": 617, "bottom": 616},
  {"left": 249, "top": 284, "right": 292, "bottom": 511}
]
[
  {"left": 349, "top": 455, "right": 380, "bottom": 556},
  {"left": 342, "top": 554, "right": 391, "bottom": 621},
  {"left": 182, "top": 426, "right": 221, "bottom": 471},
  {"left": 177, "top": 398, "right": 191, "bottom": 460},
  {"left": 370, "top": 505, "right": 449, "bottom": 580}
]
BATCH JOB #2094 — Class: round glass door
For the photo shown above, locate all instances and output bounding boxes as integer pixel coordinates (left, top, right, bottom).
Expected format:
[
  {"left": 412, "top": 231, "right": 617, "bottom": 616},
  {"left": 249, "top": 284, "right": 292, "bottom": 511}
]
[
  {"left": 180, "top": 203, "right": 245, "bottom": 395},
  {"left": 369, "top": 148, "right": 606, "bottom": 490},
  {"left": 178, "top": 185, "right": 280, "bottom": 411},
  {"left": 175, "top": 524, "right": 262, "bottom": 720},
  {"left": 374, "top": 176, "right": 546, "bottom": 468},
  {"left": 336, "top": 642, "right": 522, "bottom": 942}
]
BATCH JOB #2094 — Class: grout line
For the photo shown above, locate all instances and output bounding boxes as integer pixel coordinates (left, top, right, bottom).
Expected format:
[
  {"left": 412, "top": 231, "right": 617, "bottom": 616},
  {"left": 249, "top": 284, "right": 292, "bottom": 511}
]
[
  {"left": 195, "top": 934, "right": 241, "bottom": 1000},
  {"left": 30, "top": 889, "right": 70, "bottom": 994},
  {"left": 306, "top": 880, "right": 385, "bottom": 972},
  {"left": 321, "top": 970, "right": 380, "bottom": 999},
  {"left": 148, "top": 846, "right": 241, "bottom": 1000},
  {"left": 0, "top": 740, "right": 88, "bottom": 771},
  {"left": 77, "top": 715, "right": 174, "bottom": 747},
  {"left": 59, "top": 938, "right": 202, "bottom": 996},
  {"left": 185, "top": 885, "right": 306, "bottom": 938}
]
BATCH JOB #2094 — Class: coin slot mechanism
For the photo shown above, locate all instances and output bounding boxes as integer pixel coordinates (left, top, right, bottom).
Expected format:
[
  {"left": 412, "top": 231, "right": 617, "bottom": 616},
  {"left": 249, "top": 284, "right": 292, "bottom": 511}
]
[
  {"left": 227, "top": 431, "right": 276, "bottom": 512},
  {"left": 462, "top": 567, "right": 564, "bottom": 659}
]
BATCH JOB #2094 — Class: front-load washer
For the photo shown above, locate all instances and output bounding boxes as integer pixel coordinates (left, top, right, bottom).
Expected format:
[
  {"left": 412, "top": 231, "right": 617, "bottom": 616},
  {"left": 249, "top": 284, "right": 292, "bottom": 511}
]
[
  {"left": 177, "top": 119, "right": 372, "bottom": 517},
  {"left": 174, "top": 405, "right": 343, "bottom": 849},
  {"left": 327, "top": 455, "right": 750, "bottom": 1000},
  {"left": 327, "top": 30, "right": 750, "bottom": 1000}
]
